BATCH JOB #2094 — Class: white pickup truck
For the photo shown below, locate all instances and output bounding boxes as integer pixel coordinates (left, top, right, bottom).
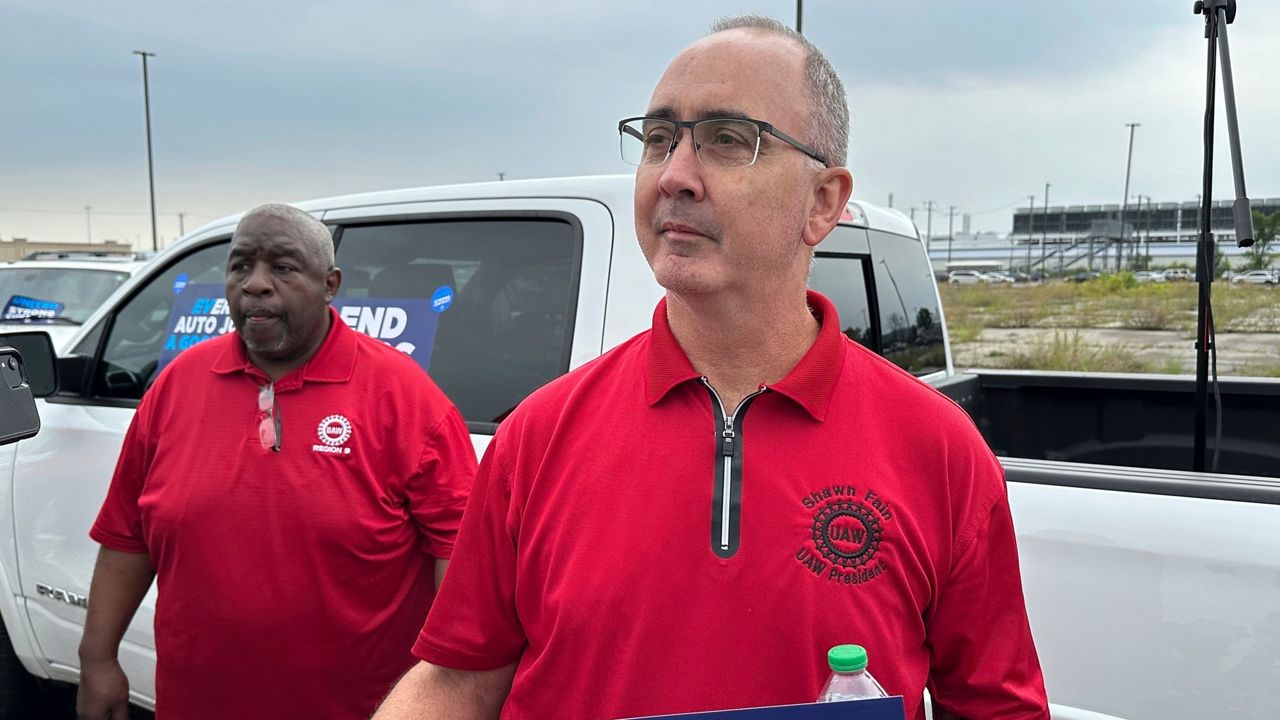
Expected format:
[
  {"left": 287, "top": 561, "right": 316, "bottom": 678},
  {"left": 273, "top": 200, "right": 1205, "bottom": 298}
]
[{"left": 1, "top": 175, "right": 1277, "bottom": 719}]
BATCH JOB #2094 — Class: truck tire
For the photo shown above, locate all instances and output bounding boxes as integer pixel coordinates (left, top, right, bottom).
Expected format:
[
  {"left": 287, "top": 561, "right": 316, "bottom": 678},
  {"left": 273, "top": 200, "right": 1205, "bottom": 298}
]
[{"left": 0, "top": 618, "right": 40, "bottom": 718}]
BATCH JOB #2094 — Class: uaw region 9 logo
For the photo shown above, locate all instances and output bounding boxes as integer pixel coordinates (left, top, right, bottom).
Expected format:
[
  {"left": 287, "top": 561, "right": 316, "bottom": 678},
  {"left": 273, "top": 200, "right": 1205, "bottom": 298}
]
[
  {"left": 312, "top": 414, "right": 353, "bottom": 455},
  {"left": 794, "top": 485, "right": 893, "bottom": 586}
]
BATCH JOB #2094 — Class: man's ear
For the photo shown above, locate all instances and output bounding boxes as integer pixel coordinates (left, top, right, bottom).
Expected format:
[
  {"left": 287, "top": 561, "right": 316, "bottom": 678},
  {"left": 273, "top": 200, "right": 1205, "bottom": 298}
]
[
  {"left": 803, "top": 167, "right": 855, "bottom": 249},
  {"left": 325, "top": 267, "right": 342, "bottom": 303}
]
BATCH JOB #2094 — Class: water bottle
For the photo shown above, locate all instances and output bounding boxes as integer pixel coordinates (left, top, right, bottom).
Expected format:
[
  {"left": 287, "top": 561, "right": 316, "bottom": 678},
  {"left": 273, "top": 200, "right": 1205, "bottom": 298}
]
[{"left": 817, "top": 644, "right": 888, "bottom": 702}]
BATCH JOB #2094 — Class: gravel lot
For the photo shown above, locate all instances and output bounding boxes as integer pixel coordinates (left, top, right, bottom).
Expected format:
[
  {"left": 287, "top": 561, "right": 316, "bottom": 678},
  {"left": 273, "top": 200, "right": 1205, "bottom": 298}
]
[{"left": 952, "top": 326, "right": 1280, "bottom": 375}]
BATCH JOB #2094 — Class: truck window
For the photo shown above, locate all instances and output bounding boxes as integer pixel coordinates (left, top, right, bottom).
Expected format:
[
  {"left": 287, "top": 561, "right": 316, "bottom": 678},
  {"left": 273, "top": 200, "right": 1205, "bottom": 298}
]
[
  {"left": 868, "top": 230, "right": 946, "bottom": 376},
  {"left": 89, "top": 242, "right": 231, "bottom": 400},
  {"left": 333, "top": 218, "right": 579, "bottom": 426},
  {"left": 810, "top": 252, "right": 874, "bottom": 351}
]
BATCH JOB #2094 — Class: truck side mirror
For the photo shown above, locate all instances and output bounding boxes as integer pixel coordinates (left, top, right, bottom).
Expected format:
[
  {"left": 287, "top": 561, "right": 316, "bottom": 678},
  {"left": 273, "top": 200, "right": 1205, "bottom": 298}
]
[
  {"left": 0, "top": 346, "right": 41, "bottom": 445},
  {"left": 0, "top": 332, "right": 58, "bottom": 398}
]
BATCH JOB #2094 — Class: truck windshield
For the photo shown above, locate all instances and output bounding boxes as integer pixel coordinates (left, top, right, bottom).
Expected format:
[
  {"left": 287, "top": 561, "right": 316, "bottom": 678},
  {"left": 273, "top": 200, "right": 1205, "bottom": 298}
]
[{"left": 0, "top": 267, "right": 131, "bottom": 324}]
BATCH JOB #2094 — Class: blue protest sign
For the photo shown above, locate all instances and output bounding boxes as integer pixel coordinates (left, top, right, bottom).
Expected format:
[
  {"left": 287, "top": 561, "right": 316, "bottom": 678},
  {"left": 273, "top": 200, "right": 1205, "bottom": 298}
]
[
  {"left": 622, "top": 697, "right": 904, "bottom": 720},
  {"left": 333, "top": 297, "right": 440, "bottom": 369},
  {"left": 154, "top": 283, "right": 444, "bottom": 373},
  {"left": 2, "top": 295, "right": 66, "bottom": 322},
  {"left": 155, "top": 284, "right": 235, "bottom": 370}
]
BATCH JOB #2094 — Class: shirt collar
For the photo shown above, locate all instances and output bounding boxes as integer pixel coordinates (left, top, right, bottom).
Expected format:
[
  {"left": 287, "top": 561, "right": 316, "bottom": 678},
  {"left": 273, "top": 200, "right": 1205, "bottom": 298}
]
[
  {"left": 644, "top": 290, "right": 847, "bottom": 421},
  {"left": 211, "top": 306, "right": 356, "bottom": 387}
]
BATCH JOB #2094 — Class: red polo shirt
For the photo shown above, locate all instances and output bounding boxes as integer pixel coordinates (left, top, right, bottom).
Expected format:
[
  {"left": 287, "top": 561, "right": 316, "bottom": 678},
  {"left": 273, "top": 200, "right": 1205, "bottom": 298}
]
[
  {"left": 415, "top": 291, "right": 1047, "bottom": 720},
  {"left": 92, "top": 307, "right": 475, "bottom": 719}
]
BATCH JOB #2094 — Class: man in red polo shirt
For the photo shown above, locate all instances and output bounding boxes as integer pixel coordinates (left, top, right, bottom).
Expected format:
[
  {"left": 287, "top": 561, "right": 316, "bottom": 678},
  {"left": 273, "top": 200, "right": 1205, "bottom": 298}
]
[
  {"left": 77, "top": 204, "right": 475, "bottom": 719},
  {"left": 375, "top": 15, "right": 1048, "bottom": 720}
]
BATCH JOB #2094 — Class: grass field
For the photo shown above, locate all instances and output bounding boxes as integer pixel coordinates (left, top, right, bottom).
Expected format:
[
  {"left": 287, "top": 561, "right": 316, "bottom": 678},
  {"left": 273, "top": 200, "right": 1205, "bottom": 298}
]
[{"left": 938, "top": 276, "right": 1280, "bottom": 375}]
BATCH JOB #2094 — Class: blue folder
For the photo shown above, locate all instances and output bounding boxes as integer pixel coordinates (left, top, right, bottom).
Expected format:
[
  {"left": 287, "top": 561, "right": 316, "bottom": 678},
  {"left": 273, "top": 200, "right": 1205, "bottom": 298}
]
[{"left": 622, "top": 696, "right": 905, "bottom": 719}]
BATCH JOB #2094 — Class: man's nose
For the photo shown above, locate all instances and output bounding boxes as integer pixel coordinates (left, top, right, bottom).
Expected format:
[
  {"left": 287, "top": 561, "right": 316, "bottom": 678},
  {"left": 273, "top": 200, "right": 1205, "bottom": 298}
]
[
  {"left": 241, "top": 263, "right": 274, "bottom": 294},
  {"left": 657, "top": 128, "right": 706, "bottom": 202}
]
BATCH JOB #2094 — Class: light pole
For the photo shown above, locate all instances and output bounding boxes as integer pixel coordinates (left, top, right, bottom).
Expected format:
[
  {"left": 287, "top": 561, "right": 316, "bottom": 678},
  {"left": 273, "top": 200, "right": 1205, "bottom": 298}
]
[
  {"left": 1025, "top": 195, "right": 1035, "bottom": 273},
  {"left": 1137, "top": 195, "right": 1152, "bottom": 269},
  {"left": 1132, "top": 195, "right": 1143, "bottom": 269},
  {"left": 1118, "top": 122, "right": 1140, "bottom": 272},
  {"left": 1041, "top": 182, "right": 1050, "bottom": 276},
  {"left": 923, "top": 200, "right": 935, "bottom": 252},
  {"left": 795, "top": 0, "right": 803, "bottom": 33},
  {"left": 85, "top": 206, "right": 92, "bottom": 243},
  {"left": 133, "top": 50, "right": 158, "bottom": 252},
  {"left": 947, "top": 205, "right": 956, "bottom": 265}
]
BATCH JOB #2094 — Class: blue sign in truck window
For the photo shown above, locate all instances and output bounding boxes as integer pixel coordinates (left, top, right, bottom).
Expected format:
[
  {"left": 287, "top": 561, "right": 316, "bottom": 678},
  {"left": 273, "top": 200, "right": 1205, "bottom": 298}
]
[
  {"left": 156, "top": 283, "right": 444, "bottom": 372},
  {"left": 2, "top": 295, "right": 66, "bottom": 322}
]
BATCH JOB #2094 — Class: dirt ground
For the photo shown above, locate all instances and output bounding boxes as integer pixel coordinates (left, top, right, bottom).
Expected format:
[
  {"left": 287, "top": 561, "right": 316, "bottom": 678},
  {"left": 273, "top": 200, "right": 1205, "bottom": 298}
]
[{"left": 952, "top": 326, "right": 1280, "bottom": 375}]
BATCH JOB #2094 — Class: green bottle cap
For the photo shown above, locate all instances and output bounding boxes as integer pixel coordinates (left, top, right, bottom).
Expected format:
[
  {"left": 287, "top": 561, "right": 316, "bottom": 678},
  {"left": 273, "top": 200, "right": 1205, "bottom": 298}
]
[{"left": 827, "top": 644, "right": 869, "bottom": 673}]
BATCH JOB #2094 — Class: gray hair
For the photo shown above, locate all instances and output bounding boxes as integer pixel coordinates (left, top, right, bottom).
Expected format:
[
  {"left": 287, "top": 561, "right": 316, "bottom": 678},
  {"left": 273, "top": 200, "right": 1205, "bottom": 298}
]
[
  {"left": 238, "top": 203, "right": 335, "bottom": 271},
  {"left": 709, "top": 15, "right": 849, "bottom": 168}
]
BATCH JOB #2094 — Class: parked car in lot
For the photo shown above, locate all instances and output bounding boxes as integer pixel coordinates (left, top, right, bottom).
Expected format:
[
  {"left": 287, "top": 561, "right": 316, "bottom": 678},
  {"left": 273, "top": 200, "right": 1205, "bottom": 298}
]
[
  {"left": 1160, "top": 267, "right": 1194, "bottom": 281},
  {"left": 1133, "top": 270, "right": 1166, "bottom": 283},
  {"left": 1066, "top": 271, "right": 1103, "bottom": 282},
  {"left": 1, "top": 175, "right": 1278, "bottom": 720},
  {"left": 0, "top": 259, "right": 146, "bottom": 352},
  {"left": 1229, "top": 269, "right": 1278, "bottom": 285},
  {"left": 981, "top": 270, "right": 1016, "bottom": 284},
  {"left": 946, "top": 269, "right": 984, "bottom": 285}
]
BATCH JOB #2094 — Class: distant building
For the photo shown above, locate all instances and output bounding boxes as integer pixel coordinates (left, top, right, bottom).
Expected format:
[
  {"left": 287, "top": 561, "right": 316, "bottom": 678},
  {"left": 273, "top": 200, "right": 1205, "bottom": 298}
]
[
  {"left": 1011, "top": 197, "right": 1280, "bottom": 246},
  {"left": 0, "top": 238, "right": 134, "bottom": 263},
  {"left": 924, "top": 198, "right": 1279, "bottom": 273}
]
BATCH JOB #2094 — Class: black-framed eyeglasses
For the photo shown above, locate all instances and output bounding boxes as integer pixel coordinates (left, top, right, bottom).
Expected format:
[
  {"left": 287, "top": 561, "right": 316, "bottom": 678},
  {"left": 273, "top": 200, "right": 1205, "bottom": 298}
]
[
  {"left": 257, "top": 382, "right": 281, "bottom": 452},
  {"left": 618, "top": 116, "right": 829, "bottom": 168}
]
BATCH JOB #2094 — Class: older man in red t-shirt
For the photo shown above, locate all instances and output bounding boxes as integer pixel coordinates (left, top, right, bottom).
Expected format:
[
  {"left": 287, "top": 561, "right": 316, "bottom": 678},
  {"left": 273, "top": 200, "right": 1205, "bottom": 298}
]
[{"left": 77, "top": 204, "right": 475, "bottom": 719}]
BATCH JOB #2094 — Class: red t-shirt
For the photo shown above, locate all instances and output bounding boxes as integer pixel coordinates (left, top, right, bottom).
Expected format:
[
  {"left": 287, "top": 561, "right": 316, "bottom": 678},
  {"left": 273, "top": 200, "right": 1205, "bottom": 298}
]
[
  {"left": 415, "top": 291, "right": 1047, "bottom": 720},
  {"left": 91, "top": 308, "right": 475, "bottom": 719}
]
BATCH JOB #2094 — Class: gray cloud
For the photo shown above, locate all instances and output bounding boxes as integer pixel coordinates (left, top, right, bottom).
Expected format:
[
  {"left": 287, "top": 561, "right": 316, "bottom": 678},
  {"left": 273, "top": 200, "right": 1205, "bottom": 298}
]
[{"left": 3, "top": 0, "right": 1277, "bottom": 243}]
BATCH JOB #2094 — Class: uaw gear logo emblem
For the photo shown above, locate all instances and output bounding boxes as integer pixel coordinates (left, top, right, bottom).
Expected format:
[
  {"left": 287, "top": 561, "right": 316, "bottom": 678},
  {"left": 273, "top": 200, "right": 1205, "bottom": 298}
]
[
  {"left": 795, "top": 485, "right": 892, "bottom": 586},
  {"left": 312, "top": 415, "right": 353, "bottom": 455}
]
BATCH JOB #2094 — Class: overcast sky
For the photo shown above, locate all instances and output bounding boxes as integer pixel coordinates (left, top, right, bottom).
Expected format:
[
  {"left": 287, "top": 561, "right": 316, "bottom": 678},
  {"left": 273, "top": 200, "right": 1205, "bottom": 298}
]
[{"left": 3, "top": 0, "right": 1279, "bottom": 247}]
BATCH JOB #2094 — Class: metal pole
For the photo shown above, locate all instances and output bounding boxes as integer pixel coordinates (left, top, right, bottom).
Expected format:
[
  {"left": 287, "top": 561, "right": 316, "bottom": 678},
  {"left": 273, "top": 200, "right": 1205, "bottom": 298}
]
[
  {"left": 1141, "top": 194, "right": 1152, "bottom": 267},
  {"left": 1119, "top": 122, "right": 1140, "bottom": 272},
  {"left": 1193, "top": 3, "right": 1219, "bottom": 473},
  {"left": 134, "top": 50, "right": 158, "bottom": 253},
  {"left": 1215, "top": 2, "right": 1255, "bottom": 249},
  {"left": 1143, "top": 196, "right": 1151, "bottom": 269},
  {"left": 85, "top": 206, "right": 92, "bottom": 243},
  {"left": 1042, "top": 183, "right": 1050, "bottom": 276},
  {"left": 178, "top": 212, "right": 186, "bottom": 236},
  {"left": 924, "top": 200, "right": 934, "bottom": 252},
  {"left": 796, "top": 0, "right": 803, "bottom": 33},
  {"left": 888, "top": 192, "right": 893, "bottom": 209},
  {"left": 1026, "top": 195, "right": 1035, "bottom": 272},
  {"left": 947, "top": 205, "right": 955, "bottom": 264}
]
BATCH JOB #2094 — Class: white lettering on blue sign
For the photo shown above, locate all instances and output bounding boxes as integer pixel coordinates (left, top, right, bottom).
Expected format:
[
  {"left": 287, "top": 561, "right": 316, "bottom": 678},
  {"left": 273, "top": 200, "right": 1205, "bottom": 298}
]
[
  {"left": 431, "top": 286, "right": 453, "bottom": 313},
  {"left": 338, "top": 305, "right": 408, "bottom": 340}
]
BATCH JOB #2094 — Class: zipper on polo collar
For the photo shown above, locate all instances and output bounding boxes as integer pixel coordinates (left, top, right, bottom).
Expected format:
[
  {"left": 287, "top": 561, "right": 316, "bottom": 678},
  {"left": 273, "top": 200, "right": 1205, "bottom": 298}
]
[{"left": 702, "top": 378, "right": 768, "bottom": 559}]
